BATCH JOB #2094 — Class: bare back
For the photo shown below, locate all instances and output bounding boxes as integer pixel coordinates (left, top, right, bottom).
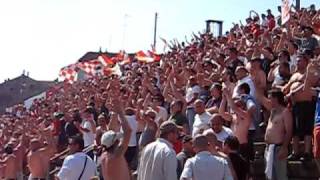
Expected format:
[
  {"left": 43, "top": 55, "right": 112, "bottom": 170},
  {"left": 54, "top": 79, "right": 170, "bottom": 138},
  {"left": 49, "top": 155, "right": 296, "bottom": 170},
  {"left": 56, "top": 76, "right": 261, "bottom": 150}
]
[
  {"left": 27, "top": 149, "right": 51, "bottom": 178},
  {"left": 101, "top": 152, "right": 131, "bottom": 180},
  {"left": 4, "top": 155, "right": 18, "bottom": 179}
]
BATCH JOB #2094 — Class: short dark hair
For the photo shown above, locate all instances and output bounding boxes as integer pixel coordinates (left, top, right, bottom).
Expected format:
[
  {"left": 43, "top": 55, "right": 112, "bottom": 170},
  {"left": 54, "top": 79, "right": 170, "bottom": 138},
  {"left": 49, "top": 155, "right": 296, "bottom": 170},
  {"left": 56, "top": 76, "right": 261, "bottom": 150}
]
[
  {"left": 70, "top": 136, "right": 84, "bottom": 150},
  {"left": 268, "top": 89, "right": 286, "bottom": 106},
  {"left": 224, "top": 136, "right": 240, "bottom": 150},
  {"left": 238, "top": 83, "right": 251, "bottom": 95},
  {"left": 279, "top": 49, "right": 291, "bottom": 62}
]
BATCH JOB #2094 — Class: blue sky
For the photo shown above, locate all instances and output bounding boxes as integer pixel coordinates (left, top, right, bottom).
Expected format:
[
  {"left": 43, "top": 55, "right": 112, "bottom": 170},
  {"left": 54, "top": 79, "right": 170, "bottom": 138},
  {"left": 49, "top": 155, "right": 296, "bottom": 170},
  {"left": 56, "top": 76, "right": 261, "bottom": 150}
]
[{"left": 0, "top": 0, "right": 318, "bottom": 82}]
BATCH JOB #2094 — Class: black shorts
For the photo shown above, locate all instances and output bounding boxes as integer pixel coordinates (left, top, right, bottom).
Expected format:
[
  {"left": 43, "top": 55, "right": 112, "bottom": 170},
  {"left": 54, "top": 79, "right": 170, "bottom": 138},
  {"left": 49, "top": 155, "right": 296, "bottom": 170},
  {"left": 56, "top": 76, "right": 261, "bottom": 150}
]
[{"left": 292, "top": 101, "right": 316, "bottom": 137}]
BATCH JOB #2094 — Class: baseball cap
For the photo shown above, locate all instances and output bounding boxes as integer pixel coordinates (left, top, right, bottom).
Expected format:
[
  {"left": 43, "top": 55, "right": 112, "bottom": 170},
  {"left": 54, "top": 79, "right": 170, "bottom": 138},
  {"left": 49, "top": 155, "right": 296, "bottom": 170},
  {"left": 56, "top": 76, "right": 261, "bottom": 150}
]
[{"left": 101, "top": 130, "right": 123, "bottom": 148}]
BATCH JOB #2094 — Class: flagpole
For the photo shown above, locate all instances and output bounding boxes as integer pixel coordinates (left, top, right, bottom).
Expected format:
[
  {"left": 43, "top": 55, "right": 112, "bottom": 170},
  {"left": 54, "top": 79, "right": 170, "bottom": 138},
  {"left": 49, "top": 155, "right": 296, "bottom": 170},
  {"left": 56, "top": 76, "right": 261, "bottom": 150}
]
[
  {"left": 295, "top": 0, "right": 300, "bottom": 10},
  {"left": 153, "top": 12, "right": 158, "bottom": 51}
]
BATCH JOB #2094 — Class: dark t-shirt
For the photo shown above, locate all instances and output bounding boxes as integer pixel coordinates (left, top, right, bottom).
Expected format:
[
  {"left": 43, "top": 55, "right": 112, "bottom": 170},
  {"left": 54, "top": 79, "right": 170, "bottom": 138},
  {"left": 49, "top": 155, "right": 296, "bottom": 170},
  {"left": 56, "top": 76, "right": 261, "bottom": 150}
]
[
  {"left": 169, "top": 113, "right": 188, "bottom": 127},
  {"left": 229, "top": 152, "right": 249, "bottom": 180},
  {"left": 176, "top": 150, "right": 193, "bottom": 178},
  {"left": 297, "top": 37, "right": 319, "bottom": 51},
  {"left": 65, "top": 121, "right": 80, "bottom": 138},
  {"left": 227, "top": 59, "right": 244, "bottom": 74}
]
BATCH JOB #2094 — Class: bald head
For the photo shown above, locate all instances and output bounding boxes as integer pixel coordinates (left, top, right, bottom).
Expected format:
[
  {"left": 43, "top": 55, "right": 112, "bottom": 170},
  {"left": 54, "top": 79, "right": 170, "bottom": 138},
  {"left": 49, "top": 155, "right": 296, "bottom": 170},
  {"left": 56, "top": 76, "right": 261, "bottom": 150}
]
[
  {"left": 210, "top": 114, "right": 224, "bottom": 133},
  {"left": 193, "top": 135, "right": 209, "bottom": 152}
]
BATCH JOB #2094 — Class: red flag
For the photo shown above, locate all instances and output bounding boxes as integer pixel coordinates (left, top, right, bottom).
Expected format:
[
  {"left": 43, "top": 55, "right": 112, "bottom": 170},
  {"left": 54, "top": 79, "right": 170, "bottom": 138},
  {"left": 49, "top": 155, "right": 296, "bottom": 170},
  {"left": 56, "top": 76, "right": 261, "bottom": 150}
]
[
  {"left": 147, "top": 50, "right": 161, "bottom": 62},
  {"left": 135, "top": 50, "right": 154, "bottom": 63},
  {"left": 98, "top": 54, "right": 115, "bottom": 66}
]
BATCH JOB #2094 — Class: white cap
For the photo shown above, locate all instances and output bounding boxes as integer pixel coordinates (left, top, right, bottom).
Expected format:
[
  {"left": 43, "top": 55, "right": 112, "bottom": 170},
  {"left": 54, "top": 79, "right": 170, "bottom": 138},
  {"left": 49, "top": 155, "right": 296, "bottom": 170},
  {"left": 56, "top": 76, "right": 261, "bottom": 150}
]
[{"left": 101, "top": 130, "right": 123, "bottom": 148}]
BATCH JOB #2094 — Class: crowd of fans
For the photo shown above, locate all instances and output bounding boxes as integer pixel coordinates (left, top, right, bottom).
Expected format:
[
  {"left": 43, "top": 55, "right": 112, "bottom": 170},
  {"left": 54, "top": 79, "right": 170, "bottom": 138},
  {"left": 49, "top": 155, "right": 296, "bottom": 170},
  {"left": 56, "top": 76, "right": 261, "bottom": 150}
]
[{"left": 0, "top": 3, "right": 320, "bottom": 180}]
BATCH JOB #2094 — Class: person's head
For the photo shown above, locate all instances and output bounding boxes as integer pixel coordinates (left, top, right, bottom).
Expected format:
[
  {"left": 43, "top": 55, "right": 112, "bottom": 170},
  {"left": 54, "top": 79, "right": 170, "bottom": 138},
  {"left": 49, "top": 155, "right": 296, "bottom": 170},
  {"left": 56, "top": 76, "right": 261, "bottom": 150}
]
[
  {"left": 210, "top": 114, "right": 224, "bottom": 133},
  {"left": 152, "top": 95, "right": 164, "bottom": 107},
  {"left": 267, "top": 9, "right": 272, "bottom": 15},
  {"left": 98, "top": 114, "right": 108, "bottom": 127},
  {"left": 143, "top": 109, "right": 157, "bottom": 122},
  {"left": 296, "top": 53, "right": 309, "bottom": 72},
  {"left": 268, "top": 89, "right": 286, "bottom": 107},
  {"left": 170, "top": 100, "right": 184, "bottom": 114},
  {"left": 4, "top": 144, "right": 14, "bottom": 154},
  {"left": 261, "top": 14, "right": 266, "bottom": 20},
  {"left": 204, "top": 131, "right": 219, "bottom": 150},
  {"left": 100, "top": 130, "right": 123, "bottom": 153},
  {"left": 82, "top": 107, "right": 94, "bottom": 121},
  {"left": 228, "top": 47, "right": 238, "bottom": 59},
  {"left": 210, "top": 83, "right": 222, "bottom": 99},
  {"left": 29, "top": 139, "right": 41, "bottom": 152},
  {"left": 194, "top": 99, "right": 205, "bottom": 114},
  {"left": 278, "top": 50, "right": 291, "bottom": 63},
  {"left": 238, "top": 83, "right": 250, "bottom": 95},
  {"left": 277, "top": 6, "right": 282, "bottom": 13},
  {"left": 235, "top": 66, "right": 248, "bottom": 80},
  {"left": 159, "top": 121, "right": 179, "bottom": 144},
  {"left": 68, "top": 136, "right": 85, "bottom": 154},
  {"left": 302, "top": 26, "right": 314, "bottom": 38},
  {"left": 188, "top": 76, "right": 197, "bottom": 87},
  {"left": 223, "top": 135, "right": 240, "bottom": 154},
  {"left": 192, "top": 135, "right": 209, "bottom": 153},
  {"left": 182, "top": 135, "right": 194, "bottom": 153},
  {"left": 249, "top": 58, "right": 262, "bottom": 71}
]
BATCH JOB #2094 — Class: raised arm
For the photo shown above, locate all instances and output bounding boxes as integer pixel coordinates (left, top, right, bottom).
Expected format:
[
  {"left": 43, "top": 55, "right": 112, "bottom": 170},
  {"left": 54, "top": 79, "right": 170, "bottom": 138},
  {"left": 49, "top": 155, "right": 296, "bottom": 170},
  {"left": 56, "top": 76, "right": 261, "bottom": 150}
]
[
  {"left": 219, "top": 93, "right": 233, "bottom": 122},
  {"left": 224, "top": 88, "right": 250, "bottom": 120},
  {"left": 113, "top": 98, "right": 132, "bottom": 156}
]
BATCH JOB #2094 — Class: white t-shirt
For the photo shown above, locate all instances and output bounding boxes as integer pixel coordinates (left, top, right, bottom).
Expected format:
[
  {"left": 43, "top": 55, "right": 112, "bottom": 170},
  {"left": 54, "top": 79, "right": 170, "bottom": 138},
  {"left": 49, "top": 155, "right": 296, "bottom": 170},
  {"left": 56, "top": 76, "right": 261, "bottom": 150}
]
[
  {"left": 82, "top": 121, "right": 95, "bottom": 147},
  {"left": 186, "top": 85, "right": 201, "bottom": 106},
  {"left": 57, "top": 152, "right": 96, "bottom": 180},
  {"left": 193, "top": 111, "right": 212, "bottom": 137},
  {"left": 123, "top": 115, "right": 138, "bottom": 147},
  {"left": 204, "top": 126, "right": 233, "bottom": 143},
  {"left": 155, "top": 106, "right": 168, "bottom": 125},
  {"left": 233, "top": 76, "right": 256, "bottom": 98}
]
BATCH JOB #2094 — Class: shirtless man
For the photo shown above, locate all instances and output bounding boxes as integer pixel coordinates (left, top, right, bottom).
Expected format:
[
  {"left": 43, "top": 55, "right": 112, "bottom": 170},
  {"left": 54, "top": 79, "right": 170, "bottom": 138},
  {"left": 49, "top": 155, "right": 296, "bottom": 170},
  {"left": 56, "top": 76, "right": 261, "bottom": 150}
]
[
  {"left": 100, "top": 97, "right": 132, "bottom": 180},
  {"left": 256, "top": 88, "right": 292, "bottom": 180},
  {"left": 285, "top": 53, "right": 315, "bottom": 161},
  {"left": 249, "top": 58, "right": 267, "bottom": 92},
  {"left": 27, "top": 128, "right": 56, "bottom": 180},
  {"left": 10, "top": 135, "right": 26, "bottom": 180},
  {"left": 219, "top": 87, "right": 251, "bottom": 161},
  {"left": 0, "top": 144, "right": 18, "bottom": 180},
  {"left": 95, "top": 114, "right": 109, "bottom": 146}
]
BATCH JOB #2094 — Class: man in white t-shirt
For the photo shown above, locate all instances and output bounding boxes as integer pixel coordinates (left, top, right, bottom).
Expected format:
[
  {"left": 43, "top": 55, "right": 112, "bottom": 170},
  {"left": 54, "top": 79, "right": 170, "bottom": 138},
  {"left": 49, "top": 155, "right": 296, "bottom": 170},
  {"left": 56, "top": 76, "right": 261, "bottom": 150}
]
[
  {"left": 124, "top": 107, "right": 138, "bottom": 168},
  {"left": 203, "top": 114, "right": 233, "bottom": 148},
  {"left": 74, "top": 107, "right": 96, "bottom": 159},
  {"left": 186, "top": 77, "right": 201, "bottom": 133},
  {"left": 233, "top": 66, "right": 256, "bottom": 99},
  {"left": 56, "top": 136, "right": 96, "bottom": 180},
  {"left": 192, "top": 99, "right": 212, "bottom": 137}
]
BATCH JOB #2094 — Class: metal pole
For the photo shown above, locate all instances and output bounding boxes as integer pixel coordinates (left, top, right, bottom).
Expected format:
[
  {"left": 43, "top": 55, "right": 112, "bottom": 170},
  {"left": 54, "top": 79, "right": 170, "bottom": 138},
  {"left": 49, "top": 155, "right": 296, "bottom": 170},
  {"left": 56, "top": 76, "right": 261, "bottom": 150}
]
[
  {"left": 153, "top": 12, "right": 158, "bottom": 50},
  {"left": 296, "top": 0, "right": 300, "bottom": 11}
]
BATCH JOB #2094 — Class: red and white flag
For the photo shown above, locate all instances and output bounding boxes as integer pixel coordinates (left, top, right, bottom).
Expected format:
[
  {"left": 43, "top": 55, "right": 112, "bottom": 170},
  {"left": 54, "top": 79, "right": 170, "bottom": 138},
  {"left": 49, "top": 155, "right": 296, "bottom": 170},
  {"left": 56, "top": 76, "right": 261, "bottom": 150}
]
[
  {"left": 77, "top": 60, "right": 101, "bottom": 76},
  {"left": 59, "top": 64, "right": 78, "bottom": 84},
  {"left": 98, "top": 54, "right": 115, "bottom": 66},
  {"left": 135, "top": 50, "right": 161, "bottom": 63}
]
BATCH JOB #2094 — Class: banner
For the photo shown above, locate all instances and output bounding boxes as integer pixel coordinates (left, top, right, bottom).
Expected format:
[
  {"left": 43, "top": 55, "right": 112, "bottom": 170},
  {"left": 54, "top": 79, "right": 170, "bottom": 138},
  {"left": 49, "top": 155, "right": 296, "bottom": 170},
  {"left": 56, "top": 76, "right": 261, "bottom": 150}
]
[{"left": 281, "top": 0, "right": 291, "bottom": 25}]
